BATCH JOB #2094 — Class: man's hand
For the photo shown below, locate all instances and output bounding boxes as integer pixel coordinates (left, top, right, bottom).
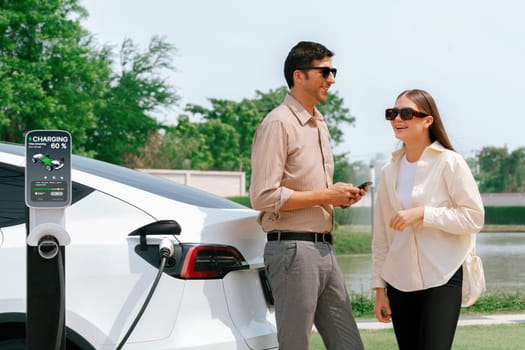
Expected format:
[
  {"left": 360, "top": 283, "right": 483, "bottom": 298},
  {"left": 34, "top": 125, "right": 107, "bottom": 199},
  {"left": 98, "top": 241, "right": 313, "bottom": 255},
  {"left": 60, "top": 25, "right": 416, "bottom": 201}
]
[
  {"left": 331, "top": 182, "right": 366, "bottom": 208},
  {"left": 279, "top": 182, "right": 367, "bottom": 211}
]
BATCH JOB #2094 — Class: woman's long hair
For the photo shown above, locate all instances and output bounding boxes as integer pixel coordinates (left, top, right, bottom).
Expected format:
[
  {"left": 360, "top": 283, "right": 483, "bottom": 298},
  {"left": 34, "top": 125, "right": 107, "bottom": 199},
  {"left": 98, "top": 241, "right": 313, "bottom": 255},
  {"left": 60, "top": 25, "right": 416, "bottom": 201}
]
[{"left": 397, "top": 89, "right": 455, "bottom": 152}]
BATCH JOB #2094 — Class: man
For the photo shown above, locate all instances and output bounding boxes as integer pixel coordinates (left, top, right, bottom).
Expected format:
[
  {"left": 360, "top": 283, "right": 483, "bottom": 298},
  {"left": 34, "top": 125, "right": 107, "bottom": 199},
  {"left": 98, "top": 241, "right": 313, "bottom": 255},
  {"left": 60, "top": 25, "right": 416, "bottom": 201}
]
[{"left": 250, "top": 41, "right": 365, "bottom": 350}]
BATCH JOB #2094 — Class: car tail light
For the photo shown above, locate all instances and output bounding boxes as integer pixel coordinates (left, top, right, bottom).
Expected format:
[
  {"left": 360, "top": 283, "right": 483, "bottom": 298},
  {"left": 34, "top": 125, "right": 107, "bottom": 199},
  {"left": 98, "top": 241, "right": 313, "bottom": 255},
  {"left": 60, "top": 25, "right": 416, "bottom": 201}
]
[
  {"left": 133, "top": 242, "right": 250, "bottom": 280},
  {"left": 180, "top": 245, "right": 249, "bottom": 279}
]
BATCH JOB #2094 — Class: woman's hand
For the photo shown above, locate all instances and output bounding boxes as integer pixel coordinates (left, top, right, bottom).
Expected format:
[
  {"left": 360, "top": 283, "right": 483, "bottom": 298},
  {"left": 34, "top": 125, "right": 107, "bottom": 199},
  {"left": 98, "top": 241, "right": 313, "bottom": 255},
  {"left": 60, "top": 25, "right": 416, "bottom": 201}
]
[
  {"left": 389, "top": 206, "right": 425, "bottom": 231},
  {"left": 374, "top": 288, "right": 392, "bottom": 323}
]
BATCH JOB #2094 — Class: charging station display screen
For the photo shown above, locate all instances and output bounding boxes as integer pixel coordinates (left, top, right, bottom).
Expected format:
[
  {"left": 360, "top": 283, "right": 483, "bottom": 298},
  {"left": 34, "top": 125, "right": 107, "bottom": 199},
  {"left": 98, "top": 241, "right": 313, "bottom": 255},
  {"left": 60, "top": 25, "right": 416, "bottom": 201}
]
[{"left": 25, "top": 130, "right": 72, "bottom": 208}]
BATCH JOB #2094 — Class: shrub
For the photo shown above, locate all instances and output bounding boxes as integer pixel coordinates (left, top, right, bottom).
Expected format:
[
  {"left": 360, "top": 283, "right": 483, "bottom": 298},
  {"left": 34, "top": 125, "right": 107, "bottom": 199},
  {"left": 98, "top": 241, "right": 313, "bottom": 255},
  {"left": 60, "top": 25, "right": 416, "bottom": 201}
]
[
  {"left": 484, "top": 206, "right": 525, "bottom": 225},
  {"left": 227, "top": 196, "right": 251, "bottom": 207}
]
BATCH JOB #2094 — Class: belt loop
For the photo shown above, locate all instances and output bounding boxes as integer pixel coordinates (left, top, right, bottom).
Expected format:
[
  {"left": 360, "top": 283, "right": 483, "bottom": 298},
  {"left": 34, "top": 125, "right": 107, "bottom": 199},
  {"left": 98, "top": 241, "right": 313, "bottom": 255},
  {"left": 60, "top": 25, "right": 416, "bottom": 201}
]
[{"left": 277, "top": 231, "right": 281, "bottom": 241}]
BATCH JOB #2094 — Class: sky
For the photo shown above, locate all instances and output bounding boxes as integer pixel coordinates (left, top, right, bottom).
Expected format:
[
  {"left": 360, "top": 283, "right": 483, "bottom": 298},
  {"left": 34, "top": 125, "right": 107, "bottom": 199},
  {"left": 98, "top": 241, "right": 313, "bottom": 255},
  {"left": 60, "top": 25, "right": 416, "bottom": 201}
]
[{"left": 81, "top": 0, "right": 525, "bottom": 163}]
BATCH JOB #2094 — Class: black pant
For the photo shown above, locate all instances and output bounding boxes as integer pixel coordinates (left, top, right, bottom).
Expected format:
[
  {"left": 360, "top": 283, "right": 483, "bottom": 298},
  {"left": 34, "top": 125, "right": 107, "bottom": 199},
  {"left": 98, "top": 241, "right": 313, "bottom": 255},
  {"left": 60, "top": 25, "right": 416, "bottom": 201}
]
[{"left": 387, "top": 267, "right": 463, "bottom": 350}]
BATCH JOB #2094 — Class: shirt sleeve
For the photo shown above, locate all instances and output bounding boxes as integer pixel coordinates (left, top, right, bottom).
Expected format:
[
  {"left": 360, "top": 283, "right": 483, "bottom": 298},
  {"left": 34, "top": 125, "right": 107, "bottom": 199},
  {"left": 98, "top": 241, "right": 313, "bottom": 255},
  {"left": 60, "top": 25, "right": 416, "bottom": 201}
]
[
  {"left": 423, "top": 155, "right": 485, "bottom": 234},
  {"left": 249, "top": 120, "right": 294, "bottom": 213}
]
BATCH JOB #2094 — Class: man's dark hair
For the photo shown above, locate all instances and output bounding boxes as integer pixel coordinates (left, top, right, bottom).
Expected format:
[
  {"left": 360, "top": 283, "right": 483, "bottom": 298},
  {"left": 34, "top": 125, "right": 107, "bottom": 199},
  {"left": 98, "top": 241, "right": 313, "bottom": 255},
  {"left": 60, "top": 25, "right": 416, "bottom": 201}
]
[{"left": 284, "top": 41, "right": 334, "bottom": 88}]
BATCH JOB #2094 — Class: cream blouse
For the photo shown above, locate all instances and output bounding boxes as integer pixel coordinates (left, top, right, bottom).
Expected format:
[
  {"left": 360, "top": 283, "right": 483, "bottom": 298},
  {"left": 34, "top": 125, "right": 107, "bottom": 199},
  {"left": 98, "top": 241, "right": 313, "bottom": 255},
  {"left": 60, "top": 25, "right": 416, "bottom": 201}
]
[{"left": 371, "top": 141, "right": 485, "bottom": 291}]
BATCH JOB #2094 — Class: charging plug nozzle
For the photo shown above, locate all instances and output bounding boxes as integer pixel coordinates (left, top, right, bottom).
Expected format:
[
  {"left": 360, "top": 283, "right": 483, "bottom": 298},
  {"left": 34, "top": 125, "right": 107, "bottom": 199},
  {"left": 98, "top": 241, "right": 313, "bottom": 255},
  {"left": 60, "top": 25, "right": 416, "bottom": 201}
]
[{"left": 159, "top": 238, "right": 174, "bottom": 259}]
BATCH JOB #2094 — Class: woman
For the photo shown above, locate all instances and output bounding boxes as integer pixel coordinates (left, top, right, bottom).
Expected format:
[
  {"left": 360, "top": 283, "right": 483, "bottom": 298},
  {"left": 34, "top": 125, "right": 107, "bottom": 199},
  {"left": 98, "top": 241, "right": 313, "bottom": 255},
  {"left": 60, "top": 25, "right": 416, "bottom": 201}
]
[{"left": 371, "top": 89, "right": 484, "bottom": 349}]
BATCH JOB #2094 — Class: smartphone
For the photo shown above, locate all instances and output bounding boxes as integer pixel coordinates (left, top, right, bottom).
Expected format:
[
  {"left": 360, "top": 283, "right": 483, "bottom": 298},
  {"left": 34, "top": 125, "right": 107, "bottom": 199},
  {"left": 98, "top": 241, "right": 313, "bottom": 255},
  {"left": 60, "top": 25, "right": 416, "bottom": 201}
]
[{"left": 358, "top": 181, "right": 372, "bottom": 189}]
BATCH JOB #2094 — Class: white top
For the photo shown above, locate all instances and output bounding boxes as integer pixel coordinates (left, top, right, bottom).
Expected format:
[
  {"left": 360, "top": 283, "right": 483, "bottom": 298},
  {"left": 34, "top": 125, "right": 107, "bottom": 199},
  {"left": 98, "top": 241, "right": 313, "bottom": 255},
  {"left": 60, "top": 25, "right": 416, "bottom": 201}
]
[
  {"left": 372, "top": 142, "right": 485, "bottom": 291},
  {"left": 397, "top": 155, "right": 417, "bottom": 209}
]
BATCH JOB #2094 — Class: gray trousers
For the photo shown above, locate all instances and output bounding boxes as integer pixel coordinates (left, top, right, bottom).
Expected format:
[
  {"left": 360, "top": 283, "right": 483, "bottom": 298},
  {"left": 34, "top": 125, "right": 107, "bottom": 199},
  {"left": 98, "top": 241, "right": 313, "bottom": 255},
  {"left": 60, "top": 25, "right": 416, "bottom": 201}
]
[{"left": 264, "top": 240, "right": 364, "bottom": 350}]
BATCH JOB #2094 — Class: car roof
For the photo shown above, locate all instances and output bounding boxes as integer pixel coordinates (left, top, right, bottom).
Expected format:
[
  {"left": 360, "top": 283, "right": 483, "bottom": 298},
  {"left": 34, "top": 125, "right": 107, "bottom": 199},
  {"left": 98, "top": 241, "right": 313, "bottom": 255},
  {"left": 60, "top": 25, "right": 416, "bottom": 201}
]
[{"left": 0, "top": 142, "right": 245, "bottom": 209}]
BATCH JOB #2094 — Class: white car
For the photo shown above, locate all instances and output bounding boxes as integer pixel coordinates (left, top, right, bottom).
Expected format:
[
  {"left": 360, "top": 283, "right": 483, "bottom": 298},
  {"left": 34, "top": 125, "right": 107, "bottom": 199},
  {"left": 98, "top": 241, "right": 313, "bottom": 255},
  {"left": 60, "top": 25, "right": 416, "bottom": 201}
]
[{"left": 0, "top": 142, "right": 277, "bottom": 349}]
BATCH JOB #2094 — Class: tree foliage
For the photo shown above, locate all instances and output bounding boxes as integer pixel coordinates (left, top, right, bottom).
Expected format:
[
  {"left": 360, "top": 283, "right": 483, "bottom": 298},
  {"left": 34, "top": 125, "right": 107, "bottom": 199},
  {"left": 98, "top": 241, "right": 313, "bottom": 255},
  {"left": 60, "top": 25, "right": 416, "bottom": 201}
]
[
  {"left": 129, "top": 115, "right": 213, "bottom": 169},
  {"left": 85, "top": 36, "right": 179, "bottom": 165},
  {"left": 0, "top": 0, "right": 178, "bottom": 164},
  {"left": 5, "top": 1, "right": 522, "bottom": 195},
  {"left": 474, "top": 146, "right": 525, "bottom": 192},
  {"left": 183, "top": 94, "right": 266, "bottom": 172},
  {"left": 317, "top": 90, "right": 356, "bottom": 146},
  {"left": 0, "top": 0, "right": 109, "bottom": 151},
  {"left": 0, "top": 0, "right": 366, "bottom": 188},
  {"left": 135, "top": 87, "right": 358, "bottom": 189},
  {"left": 333, "top": 154, "right": 357, "bottom": 184}
]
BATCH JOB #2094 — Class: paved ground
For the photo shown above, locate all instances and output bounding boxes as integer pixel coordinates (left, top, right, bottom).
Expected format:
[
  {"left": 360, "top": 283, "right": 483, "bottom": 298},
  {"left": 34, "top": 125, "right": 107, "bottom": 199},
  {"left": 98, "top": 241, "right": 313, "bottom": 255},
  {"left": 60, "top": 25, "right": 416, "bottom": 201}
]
[{"left": 356, "top": 314, "right": 525, "bottom": 330}]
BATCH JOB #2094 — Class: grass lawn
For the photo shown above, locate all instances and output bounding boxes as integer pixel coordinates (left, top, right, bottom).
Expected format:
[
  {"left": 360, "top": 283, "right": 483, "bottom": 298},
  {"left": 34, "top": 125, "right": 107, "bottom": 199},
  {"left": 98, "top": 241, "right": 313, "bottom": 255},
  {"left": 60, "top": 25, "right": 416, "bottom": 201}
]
[
  {"left": 332, "top": 226, "right": 372, "bottom": 254},
  {"left": 310, "top": 324, "right": 525, "bottom": 349}
]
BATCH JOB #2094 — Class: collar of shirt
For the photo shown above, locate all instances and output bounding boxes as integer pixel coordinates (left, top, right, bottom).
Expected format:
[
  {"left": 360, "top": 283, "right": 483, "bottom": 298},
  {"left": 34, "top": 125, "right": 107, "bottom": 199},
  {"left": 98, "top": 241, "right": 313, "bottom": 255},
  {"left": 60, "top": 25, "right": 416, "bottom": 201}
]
[
  {"left": 391, "top": 141, "right": 447, "bottom": 163},
  {"left": 284, "top": 94, "right": 324, "bottom": 126}
]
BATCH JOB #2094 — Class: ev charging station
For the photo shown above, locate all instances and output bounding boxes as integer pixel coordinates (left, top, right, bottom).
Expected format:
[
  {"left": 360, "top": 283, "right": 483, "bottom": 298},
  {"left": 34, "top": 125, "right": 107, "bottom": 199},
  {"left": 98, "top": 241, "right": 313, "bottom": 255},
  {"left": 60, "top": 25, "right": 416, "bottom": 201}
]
[{"left": 25, "top": 130, "right": 72, "bottom": 350}]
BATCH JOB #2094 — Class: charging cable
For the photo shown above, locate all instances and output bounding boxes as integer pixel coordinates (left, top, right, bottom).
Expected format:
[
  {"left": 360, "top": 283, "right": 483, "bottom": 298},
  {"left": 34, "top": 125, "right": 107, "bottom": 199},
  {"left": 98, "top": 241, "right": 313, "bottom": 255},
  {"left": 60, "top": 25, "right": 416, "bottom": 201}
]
[
  {"left": 35, "top": 236, "right": 65, "bottom": 350},
  {"left": 55, "top": 246, "right": 65, "bottom": 350},
  {"left": 116, "top": 238, "right": 174, "bottom": 350}
]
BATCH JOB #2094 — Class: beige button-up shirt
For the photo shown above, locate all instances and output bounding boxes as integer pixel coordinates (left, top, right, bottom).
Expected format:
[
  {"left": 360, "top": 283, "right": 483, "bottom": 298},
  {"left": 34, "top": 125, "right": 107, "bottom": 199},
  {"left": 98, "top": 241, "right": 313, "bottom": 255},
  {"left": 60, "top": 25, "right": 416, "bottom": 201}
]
[
  {"left": 372, "top": 142, "right": 485, "bottom": 291},
  {"left": 249, "top": 94, "right": 334, "bottom": 233}
]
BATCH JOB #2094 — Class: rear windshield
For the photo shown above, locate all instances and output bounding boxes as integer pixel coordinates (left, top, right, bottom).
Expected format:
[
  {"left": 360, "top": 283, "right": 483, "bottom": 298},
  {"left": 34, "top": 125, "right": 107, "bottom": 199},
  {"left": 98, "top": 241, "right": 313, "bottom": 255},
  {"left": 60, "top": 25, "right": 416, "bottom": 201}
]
[{"left": 1, "top": 142, "right": 245, "bottom": 209}]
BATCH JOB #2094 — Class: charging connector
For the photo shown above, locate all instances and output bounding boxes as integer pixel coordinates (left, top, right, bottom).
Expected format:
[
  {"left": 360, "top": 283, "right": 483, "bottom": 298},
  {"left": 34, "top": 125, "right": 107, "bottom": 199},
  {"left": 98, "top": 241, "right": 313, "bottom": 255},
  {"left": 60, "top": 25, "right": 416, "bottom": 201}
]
[
  {"left": 37, "top": 235, "right": 60, "bottom": 260},
  {"left": 159, "top": 238, "right": 174, "bottom": 259},
  {"left": 116, "top": 238, "right": 175, "bottom": 350}
]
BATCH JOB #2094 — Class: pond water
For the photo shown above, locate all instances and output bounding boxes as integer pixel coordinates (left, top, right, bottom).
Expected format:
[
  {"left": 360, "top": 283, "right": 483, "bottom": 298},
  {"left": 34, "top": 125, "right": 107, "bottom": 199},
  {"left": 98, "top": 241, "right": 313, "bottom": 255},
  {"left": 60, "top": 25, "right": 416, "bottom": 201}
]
[{"left": 337, "top": 232, "right": 525, "bottom": 294}]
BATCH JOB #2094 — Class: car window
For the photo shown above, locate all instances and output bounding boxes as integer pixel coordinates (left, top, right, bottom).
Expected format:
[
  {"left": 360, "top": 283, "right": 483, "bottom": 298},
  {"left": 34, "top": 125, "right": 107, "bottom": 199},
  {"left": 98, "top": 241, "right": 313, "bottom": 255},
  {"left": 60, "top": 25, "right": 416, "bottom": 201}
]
[
  {"left": 0, "top": 163, "right": 94, "bottom": 228},
  {"left": 0, "top": 164, "right": 25, "bottom": 227},
  {"left": 1, "top": 142, "right": 245, "bottom": 210},
  {"left": 72, "top": 156, "right": 245, "bottom": 209}
]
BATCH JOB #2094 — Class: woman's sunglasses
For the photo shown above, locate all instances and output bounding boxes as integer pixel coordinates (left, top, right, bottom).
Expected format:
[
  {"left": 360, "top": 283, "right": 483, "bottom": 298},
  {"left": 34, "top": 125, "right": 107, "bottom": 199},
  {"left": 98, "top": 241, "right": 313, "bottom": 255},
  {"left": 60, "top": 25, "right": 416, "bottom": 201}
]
[
  {"left": 385, "top": 107, "right": 429, "bottom": 120},
  {"left": 298, "top": 66, "right": 337, "bottom": 78}
]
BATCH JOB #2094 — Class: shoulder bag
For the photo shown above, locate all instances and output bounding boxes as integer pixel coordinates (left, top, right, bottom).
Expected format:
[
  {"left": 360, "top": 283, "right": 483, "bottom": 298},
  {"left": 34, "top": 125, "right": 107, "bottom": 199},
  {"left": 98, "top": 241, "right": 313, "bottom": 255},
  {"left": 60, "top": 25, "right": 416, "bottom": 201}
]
[{"left": 461, "top": 236, "right": 486, "bottom": 307}]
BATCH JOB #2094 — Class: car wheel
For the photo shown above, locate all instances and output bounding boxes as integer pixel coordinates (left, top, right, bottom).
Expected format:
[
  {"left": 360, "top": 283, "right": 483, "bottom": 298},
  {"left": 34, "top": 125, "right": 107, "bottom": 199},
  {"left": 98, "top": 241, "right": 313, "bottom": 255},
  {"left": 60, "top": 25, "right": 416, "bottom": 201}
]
[{"left": 0, "top": 338, "right": 25, "bottom": 350}]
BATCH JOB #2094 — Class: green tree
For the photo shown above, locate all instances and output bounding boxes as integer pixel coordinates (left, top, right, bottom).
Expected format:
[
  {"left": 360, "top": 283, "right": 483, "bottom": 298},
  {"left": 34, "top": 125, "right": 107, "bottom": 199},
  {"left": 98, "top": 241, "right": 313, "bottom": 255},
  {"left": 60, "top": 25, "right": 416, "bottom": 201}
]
[
  {"left": 474, "top": 146, "right": 525, "bottom": 193},
  {"left": 134, "top": 86, "right": 358, "bottom": 191},
  {"left": 476, "top": 146, "right": 509, "bottom": 192},
  {"left": 177, "top": 86, "right": 357, "bottom": 188},
  {"left": 128, "top": 116, "right": 213, "bottom": 170},
  {"left": 163, "top": 115, "right": 214, "bottom": 169},
  {"left": 0, "top": 0, "right": 110, "bottom": 152},
  {"left": 333, "top": 154, "right": 357, "bottom": 184},
  {"left": 507, "top": 147, "right": 525, "bottom": 192},
  {"left": 317, "top": 90, "right": 356, "bottom": 146},
  {"left": 198, "top": 119, "right": 240, "bottom": 170},
  {"left": 85, "top": 36, "right": 179, "bottom": 165},
  {"left": 185, "top": 98, "right": 254, "bottom": 171}
]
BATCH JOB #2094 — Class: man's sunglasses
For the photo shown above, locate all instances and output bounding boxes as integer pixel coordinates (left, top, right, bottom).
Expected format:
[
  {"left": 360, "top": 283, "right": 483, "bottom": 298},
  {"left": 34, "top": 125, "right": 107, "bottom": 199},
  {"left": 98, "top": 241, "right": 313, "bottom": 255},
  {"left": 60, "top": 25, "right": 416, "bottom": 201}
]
[
  {"left": 298, "top": 66, "right": 337, "bottom": 78},
  {"left": 385, "top": 107, "right": 429, "bottom": 120}
]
